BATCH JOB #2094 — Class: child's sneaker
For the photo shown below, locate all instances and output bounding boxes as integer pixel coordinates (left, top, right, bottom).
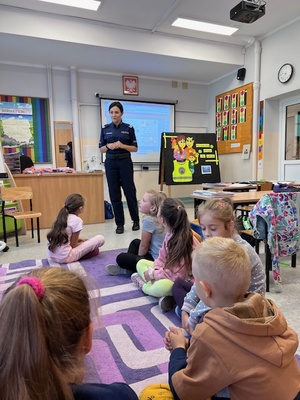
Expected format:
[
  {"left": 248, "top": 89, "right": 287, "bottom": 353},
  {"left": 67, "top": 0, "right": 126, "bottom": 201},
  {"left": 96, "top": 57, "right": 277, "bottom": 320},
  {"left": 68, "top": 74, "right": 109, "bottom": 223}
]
[
  {"left": 175, "top": 305, "right": 181, "bottom": 318},
  {"left": 159, "top": 296, "right": 176, "bottom": 312},
  {"left": 105, "top": 264, "right": 131, "bottom": 275},
  {"left": 131, "top": 273, "right": 145, "bottom": 290}
]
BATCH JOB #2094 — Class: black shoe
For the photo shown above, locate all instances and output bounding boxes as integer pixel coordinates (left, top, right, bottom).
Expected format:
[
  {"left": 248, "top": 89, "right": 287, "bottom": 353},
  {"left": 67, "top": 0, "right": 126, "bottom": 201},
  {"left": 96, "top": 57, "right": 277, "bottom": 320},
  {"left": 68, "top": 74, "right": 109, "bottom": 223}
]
[
  {"left": 132, "top": 221, "right": 140, "bottom": 231},
  {"left": 116, "top": 225, "right": 124, "bottom": 234}
]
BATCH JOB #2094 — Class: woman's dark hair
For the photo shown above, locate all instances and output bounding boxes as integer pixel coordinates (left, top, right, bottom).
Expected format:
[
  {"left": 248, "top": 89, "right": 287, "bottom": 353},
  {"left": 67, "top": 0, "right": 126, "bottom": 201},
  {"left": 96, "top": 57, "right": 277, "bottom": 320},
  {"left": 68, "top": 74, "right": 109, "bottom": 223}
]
[
  {"left": 109, "top": 101, "right": 123, "bottom": 113},
  {"left": 160, "top": 198, "right": 194, "bottom": 275},
  {"left": 47, "top": 193, "right": 85, "bottom": 252},
  {"left": 67, "top": 141, "right": 72, "bottom": 148}
]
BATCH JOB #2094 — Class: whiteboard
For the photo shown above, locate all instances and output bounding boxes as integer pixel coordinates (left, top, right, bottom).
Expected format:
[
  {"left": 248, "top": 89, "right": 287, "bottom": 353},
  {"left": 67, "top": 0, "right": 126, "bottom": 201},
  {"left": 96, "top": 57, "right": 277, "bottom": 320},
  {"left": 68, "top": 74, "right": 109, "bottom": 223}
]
[{"left": 100, "top": 98, "right": 175, "bottom": 164}]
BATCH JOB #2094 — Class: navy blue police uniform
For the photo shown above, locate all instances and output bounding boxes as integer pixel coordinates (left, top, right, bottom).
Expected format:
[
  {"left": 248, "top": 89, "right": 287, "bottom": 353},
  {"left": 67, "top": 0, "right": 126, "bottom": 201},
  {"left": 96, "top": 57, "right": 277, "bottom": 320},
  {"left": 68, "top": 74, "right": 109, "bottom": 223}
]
[{"left": 99, "top": 121, "right": 139, "bottom": 229}]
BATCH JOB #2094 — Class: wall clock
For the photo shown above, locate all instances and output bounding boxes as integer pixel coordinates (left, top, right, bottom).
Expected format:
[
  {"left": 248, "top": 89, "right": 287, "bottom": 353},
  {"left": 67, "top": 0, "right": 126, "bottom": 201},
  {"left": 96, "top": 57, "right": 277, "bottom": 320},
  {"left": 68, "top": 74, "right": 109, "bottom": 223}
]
[{"left": 278, "top": 63, "right": 293, "bottom": 83}]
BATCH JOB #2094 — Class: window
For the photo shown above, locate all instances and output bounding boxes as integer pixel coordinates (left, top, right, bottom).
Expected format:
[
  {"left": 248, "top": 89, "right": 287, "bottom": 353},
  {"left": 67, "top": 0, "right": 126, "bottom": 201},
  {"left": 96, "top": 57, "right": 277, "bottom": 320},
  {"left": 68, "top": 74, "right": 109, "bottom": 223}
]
[{"left": 285, "top": 103, "right": 300, "bottom": 160}]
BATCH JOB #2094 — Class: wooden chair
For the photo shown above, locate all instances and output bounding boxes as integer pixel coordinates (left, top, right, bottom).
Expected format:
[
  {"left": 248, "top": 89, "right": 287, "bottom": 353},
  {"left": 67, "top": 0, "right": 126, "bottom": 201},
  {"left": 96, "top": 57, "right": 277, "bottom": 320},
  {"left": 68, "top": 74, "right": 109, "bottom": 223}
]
[{"left": 1, "top": 186, "right": 42, "bottom": 247}]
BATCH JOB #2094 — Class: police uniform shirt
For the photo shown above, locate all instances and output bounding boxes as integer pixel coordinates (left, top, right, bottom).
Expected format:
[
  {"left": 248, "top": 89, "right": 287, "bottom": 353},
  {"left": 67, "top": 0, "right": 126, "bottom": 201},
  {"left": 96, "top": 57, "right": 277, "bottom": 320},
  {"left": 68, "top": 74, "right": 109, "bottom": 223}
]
[{"left": 99, "top": 121, "right": 138, "bottom": 154}]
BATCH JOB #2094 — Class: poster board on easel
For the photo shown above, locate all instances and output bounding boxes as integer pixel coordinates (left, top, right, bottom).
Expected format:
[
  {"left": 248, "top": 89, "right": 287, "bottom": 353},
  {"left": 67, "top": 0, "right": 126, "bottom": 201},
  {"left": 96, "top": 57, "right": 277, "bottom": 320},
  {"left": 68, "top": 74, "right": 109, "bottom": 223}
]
[{"left": 158, "top": 132, "right": 221, "bottom": 190}]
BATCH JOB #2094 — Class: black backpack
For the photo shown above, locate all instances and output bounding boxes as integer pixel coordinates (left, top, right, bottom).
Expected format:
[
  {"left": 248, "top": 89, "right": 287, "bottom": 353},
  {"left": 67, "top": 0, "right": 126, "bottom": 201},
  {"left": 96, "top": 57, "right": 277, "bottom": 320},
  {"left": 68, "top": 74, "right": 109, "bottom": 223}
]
[{"left": 104, "top": 201, "right": 114, "bottom": 219}]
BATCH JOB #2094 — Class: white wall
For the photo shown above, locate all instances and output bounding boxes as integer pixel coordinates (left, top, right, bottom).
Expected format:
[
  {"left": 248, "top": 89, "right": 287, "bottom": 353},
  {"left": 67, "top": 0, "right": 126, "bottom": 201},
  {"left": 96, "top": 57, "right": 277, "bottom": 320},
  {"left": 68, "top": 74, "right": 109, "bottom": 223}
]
[
  {"left": 3, "top": 18, "right": 300, "bottom": 191},
  {"left": 206, "top": 19, "right": 300, "bottom": 182},
  {"left": 0, "top": 64, "right": 208, "bottom": 200},
  {"left": 206, "top": 46, "right": 256, "bottom": 182}
]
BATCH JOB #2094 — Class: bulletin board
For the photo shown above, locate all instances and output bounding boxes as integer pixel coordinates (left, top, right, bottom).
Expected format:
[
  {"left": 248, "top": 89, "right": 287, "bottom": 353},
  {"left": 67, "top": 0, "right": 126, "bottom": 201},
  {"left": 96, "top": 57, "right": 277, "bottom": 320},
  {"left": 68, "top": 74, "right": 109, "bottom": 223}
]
[
  {"left": 159, "top": 132, "right": 220, "bottom": 186},
  {"left": 215, "top": 82, "right": 253, "bottom": 154}
]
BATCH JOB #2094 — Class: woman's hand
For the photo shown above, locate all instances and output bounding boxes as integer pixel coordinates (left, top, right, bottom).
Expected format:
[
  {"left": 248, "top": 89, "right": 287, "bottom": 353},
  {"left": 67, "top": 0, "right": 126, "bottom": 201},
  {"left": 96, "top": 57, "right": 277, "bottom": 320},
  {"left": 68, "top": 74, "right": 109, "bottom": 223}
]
[{"left": 114, "top": 140, "right": 123, "bottom": 149}]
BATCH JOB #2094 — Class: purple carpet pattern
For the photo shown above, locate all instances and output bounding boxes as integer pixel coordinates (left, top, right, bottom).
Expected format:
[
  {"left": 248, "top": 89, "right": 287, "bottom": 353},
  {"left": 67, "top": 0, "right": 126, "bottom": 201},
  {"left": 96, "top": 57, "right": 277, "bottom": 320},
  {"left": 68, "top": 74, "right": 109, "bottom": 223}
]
[{"left": 0, "top": 249, "right": 179, "bottom": 394}]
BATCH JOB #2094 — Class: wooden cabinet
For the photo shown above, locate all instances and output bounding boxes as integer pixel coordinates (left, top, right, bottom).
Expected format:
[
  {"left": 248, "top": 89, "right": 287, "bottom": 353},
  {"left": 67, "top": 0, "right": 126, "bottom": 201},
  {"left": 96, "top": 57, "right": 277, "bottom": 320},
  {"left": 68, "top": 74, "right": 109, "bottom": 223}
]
[
  {"left": 54, "top": 121, "right": 74, "bottom": 167},
  {"left": 14, "top": 172, "right": 105, "bottom": 228}
]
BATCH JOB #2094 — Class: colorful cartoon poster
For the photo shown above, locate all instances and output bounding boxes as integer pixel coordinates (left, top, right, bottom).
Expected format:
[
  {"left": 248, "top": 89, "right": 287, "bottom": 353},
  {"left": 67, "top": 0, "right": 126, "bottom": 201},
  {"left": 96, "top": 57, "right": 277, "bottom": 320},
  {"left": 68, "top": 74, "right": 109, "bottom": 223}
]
[
  {"left": 216, "top": 98, "right": 222, "bottom": 112},
  {"left": 240, "top": 90, "right": 247, "bottom": 106},
  {"left": 222, "top": 111, "right": 228, "bottom": 126},
  {"left": 223, "top": 126, "right": 229, "bottom": 141},
  {"left": 159, "top": 132, "right": 220, "bottom": 185},
  {"left": 231, "top": 93, "right": 238, "bottom": 109},
  {"left": 239, "top": 107, "right": 246, "bottom": 123},
  {"left": 224, "top": 95, "right": 230, "bottom": 111},
  {"left": 230, "top": 125, "right": 237, "bottom": 140},
  {"left": 231, "top": 109, "right": 237, "bottom": 125}
]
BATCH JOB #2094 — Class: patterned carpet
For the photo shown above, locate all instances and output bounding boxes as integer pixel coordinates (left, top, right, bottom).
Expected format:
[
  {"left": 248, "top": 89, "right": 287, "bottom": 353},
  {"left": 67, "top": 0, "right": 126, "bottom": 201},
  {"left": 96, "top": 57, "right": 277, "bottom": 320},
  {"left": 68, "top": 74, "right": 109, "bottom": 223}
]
[{"left": 0, "top": 249, "right": 178, "bottom": 395}]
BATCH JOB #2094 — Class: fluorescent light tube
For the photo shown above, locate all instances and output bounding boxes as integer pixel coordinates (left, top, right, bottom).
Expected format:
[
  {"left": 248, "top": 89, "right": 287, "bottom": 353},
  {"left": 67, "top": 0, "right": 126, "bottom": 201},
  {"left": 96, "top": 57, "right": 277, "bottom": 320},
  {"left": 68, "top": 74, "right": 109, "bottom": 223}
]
[
  {"left": 172, "top": 18, "right": 238, "bottom": 36},
  {"left": 38, "top": 0, "right": 101, "bottom": 11}
]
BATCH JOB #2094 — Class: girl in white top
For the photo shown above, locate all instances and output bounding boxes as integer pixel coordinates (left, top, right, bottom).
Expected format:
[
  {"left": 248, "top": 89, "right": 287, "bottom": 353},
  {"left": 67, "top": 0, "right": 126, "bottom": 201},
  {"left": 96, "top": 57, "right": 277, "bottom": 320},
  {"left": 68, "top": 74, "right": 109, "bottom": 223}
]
[{"left": 47, "top": 193, "right": 105, "bottom": 263}]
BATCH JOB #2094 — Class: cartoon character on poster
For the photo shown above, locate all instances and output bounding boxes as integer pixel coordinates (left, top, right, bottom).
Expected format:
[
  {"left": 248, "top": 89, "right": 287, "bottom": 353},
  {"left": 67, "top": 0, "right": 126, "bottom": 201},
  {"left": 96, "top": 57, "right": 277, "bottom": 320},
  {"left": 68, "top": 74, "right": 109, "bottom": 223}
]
[
  {"left": 161, "top": 132, "right": 221, "bottom": 186},
  {"left": 170, "top": 135, "right": 192, "bottom": 182},
  {"left": 185, "top": 136, "right": 199, "bottom": 174},
  {"left": 171, "top": 135, "right": 186, "bottom": 161}
]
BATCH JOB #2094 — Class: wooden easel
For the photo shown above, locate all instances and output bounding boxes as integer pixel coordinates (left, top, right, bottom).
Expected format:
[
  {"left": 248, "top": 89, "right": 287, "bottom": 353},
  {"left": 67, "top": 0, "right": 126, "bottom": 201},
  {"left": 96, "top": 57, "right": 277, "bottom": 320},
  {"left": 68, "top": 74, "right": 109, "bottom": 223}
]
[
  {"left": 158, "top": 136, "right": 172, "bottom": 196},
  {"left": 158, "top": 132, "right": 221, "bottom": 191}
]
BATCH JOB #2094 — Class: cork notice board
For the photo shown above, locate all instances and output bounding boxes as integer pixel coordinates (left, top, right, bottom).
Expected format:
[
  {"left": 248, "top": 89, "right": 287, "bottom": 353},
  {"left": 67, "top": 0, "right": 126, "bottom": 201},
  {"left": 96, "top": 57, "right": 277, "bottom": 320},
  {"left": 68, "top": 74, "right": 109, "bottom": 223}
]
[{"left": 215, "top": 82, "right": 253, "bottom": 154}]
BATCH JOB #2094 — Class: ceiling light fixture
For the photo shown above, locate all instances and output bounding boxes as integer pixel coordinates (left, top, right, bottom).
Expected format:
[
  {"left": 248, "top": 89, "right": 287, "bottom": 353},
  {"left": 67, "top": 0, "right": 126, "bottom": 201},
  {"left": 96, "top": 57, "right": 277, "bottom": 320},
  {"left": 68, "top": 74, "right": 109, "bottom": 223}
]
[
  {"left": 172, "top": 18, "right": 238, "bottom": 36},
  {"left": 37, "top": 0, "right": 101, "bottom": 11}
]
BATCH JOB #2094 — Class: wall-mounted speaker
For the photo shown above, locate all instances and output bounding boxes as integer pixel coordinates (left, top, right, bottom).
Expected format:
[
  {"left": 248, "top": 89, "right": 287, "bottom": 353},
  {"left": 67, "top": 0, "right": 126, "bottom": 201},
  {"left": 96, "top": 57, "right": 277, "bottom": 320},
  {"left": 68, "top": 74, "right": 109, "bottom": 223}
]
[{"left": 237, "top": 67, "right": 246, "bottom": 81}]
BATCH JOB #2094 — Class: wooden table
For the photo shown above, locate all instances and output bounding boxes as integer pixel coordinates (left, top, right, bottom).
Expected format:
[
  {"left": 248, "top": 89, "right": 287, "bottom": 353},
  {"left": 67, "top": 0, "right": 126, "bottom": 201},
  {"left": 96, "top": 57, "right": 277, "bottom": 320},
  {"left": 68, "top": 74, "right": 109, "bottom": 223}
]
[
  {"left": 13, "top": 172, "right": 105, "bottom": 228},
  {"left": 192, "top": 190, "right": 273, "bottom": 218}
]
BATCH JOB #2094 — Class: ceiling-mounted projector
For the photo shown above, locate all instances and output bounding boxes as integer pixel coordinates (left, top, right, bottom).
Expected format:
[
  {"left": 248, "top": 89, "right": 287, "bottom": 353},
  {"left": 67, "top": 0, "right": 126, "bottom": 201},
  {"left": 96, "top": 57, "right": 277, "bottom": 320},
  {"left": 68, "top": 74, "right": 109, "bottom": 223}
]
[{"left": 230, "top": 1, "right": 266, "bottom": 23}]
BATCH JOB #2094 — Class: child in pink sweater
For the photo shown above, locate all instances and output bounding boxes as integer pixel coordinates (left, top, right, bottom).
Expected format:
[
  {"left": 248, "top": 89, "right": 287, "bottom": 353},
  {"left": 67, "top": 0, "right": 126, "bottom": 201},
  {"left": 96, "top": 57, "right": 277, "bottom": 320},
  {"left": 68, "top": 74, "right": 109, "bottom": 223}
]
[{"left": 131, "top": 198, "right": 199, "bottom": 311}]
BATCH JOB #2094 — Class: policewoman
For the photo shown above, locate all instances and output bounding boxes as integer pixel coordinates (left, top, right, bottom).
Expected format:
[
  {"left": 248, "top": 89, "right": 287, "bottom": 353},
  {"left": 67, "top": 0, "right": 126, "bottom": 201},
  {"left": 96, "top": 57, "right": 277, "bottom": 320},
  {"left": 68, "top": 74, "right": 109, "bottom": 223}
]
[{"left": 99, "top": 101, "right": 140, "bottom": 234}]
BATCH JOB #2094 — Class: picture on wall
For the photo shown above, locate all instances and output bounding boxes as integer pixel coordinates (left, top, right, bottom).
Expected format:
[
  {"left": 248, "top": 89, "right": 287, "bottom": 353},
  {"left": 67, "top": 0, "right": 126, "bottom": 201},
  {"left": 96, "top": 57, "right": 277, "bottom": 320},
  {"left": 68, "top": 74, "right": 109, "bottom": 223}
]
[
  {"left": 0, "top": 95, "right": 51, "bottom": 163},
  {"left": 159, "top": 132, "right": 220, "bottom": 185}
]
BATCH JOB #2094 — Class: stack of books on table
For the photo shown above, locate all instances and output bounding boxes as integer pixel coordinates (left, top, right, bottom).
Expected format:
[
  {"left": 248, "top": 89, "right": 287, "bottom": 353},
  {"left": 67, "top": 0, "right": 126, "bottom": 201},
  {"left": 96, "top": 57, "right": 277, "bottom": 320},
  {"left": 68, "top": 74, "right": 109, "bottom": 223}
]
[{"left": 192, "top": 190, "right": 235, "bottom": 198}]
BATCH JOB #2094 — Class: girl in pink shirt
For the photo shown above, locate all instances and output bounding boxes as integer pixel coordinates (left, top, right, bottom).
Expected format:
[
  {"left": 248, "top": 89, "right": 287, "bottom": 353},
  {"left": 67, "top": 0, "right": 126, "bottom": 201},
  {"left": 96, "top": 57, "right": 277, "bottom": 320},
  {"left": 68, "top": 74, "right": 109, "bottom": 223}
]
[
  {"left": 47, "top": 193, "right": 105, "bottom": 263},
  {"left": 132, "top": 198, "right": 199, "bottom": 310}
]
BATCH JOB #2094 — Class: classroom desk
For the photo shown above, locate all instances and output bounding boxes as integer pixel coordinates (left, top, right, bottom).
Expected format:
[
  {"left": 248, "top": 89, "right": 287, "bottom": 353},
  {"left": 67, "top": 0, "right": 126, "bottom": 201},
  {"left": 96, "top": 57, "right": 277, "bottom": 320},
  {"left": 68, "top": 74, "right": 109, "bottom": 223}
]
[
  {"left": 13, "top": 172, "right": 105, "bottom": 229},
  {"left": 192, "top": 190, "right": 273, "bottom": 218}
]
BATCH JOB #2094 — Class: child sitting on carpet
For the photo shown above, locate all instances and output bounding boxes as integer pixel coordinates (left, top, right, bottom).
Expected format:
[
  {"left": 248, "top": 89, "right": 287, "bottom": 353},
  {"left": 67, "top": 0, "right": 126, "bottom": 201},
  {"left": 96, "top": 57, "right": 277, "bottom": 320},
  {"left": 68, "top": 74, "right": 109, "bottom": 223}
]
[
  {"left": 105, "top": 189, "right": 167, "bottom": 275},
  {"left": 140, "top": 237, "right": 300, "bottom": 400},
  {"left": 173, "top": 198, "right": 265, "bottom": 334},
  {"left": 47, "top": 193, "right": 105, "bottom": 263},
  {"left": 131, "top": 197, "right": 199, "bottom": 311},
  {"left": 0, "top": 267, "right": 138, "bottom": 400}
]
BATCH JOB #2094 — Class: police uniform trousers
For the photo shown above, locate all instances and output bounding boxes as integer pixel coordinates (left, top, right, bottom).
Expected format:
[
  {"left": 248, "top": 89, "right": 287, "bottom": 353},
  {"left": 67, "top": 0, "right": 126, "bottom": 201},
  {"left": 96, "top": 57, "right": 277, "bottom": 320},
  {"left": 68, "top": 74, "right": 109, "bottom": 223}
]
[{"left": 105, "top": 157, "right": 139, "bottom": 226}]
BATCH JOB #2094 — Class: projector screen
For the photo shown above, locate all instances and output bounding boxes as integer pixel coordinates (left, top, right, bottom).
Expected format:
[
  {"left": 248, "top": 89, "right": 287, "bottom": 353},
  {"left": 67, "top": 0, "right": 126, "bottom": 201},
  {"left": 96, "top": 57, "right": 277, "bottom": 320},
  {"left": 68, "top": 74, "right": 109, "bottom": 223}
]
[{"left": 100, "top": 98, "right": 175, "bottom": 163}]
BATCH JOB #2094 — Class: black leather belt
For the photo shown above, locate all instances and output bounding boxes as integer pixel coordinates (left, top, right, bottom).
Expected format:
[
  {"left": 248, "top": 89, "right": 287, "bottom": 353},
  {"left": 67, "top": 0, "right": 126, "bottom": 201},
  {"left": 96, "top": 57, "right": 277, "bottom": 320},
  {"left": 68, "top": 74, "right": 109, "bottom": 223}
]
[{"left": 106, "top": 153, "right": 130, "bottom": 160}]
